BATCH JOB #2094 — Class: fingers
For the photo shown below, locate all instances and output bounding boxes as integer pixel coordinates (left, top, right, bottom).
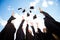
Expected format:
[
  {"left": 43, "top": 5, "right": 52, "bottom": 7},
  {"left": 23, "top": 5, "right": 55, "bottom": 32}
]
[{"left": 38, "top": 7, "right": 43, "bottom": 13}]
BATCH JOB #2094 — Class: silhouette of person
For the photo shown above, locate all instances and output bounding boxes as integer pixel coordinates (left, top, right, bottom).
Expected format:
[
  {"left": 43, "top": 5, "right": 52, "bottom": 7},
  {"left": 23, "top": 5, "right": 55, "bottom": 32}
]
[
  {"left": 30, "top": 22, "right": 43, "bottom": 40},
  {"left": 39, "top": 8, "right": 60, "bottom": 39},
  {"left": 26, "top": 21, "right": 34, "bottom": 40},
  {"left": 0, "top": 11, "right": 16, "bottom": 40},
  {"left": 16, "top": 18, "right": 25, "bottom": 40}
]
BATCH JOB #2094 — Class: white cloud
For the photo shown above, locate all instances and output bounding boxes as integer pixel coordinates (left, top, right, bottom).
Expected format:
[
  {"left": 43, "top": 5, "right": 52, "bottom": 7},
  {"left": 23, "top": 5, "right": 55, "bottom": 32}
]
[
  {"left": 48, "top": 1, "right": 54, "bottom": 5},
  {"left": 42, "top": 0, "right": 54, "bottom": 8},
  {"left": 42, "top": 0, "right": 48, "bottom": 8},
  {"left": 0, "top": 17, "right": 7, "bottom": 27},
  {"left": 30, "top": 0, "right": 40, "bottom": 6},
  {"left": 8, "top": 5, "right": 14, "bottom": 11}
]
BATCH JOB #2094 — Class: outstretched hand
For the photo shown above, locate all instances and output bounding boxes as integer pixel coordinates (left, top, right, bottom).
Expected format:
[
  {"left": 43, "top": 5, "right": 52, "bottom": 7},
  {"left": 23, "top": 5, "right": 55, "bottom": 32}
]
[
  {"left": 39, "top": 7, "right": 43, "bottom": 13},
  {"left": 12, "top": 11, "right": 15, "bottom": 16}
]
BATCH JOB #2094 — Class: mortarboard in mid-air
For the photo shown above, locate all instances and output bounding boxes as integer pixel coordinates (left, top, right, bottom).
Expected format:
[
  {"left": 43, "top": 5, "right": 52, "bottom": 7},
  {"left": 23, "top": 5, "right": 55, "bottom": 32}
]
[
  {"left": 30, "top": 6, "right": 34, "bottom": 9},
  {"left": 33, "top": 15, "right": 37, "bottom": 19}
]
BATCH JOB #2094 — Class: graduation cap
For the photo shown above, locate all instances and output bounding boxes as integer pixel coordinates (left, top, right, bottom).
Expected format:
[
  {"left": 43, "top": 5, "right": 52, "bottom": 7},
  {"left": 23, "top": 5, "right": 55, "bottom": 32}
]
[
  {"left": 30, "top": 6, "right": 34, "bottom": 9},
  {"left": 30, "top": 10, "right": 32, "bottom": 13},
  {"left": 27, "top": 13, "right": 30, "bottom": 17},
  {"left": 22, "top": 9, "right": 25, "bottom": 13},
  {"left": 33, "top": 15, "right": 37, "bottom": 19},
  {"left": 18, "top": 8, "right": 22, "bottom": 10}
]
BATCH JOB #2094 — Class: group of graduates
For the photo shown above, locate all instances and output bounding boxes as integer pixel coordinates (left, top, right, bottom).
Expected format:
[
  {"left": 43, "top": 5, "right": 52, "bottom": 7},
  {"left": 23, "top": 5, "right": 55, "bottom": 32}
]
[{"left": 0, "top": 7, "right": 60, "bottom": 40}]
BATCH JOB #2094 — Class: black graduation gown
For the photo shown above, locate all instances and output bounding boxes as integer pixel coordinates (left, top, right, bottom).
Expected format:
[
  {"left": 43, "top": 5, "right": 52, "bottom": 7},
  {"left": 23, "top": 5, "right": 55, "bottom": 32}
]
[
  {"left": 16, "top": 19, "right": 25, "bottom": 40},
  {"left": 0, "top": 16, "right": 16, "bottom": 40},
  {"left": 31, "top": 26, "right": 39, "bottom": 40},
  {"left": 42, "top": 29, "right": 56, "bottom": 40},
  {"left": 26, "top": 24, "right": 34, "bottom": 40},
  {"left": 41, "top": 11, "right": 60, "bottom": 37},
  {"left": 37, "top": 28, "right": 43, "bottom": 40}
]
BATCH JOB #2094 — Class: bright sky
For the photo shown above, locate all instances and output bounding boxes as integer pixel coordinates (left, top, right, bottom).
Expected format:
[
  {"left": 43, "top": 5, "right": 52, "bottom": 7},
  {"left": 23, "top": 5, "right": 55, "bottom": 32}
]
[{"left": 0, "top": 0, "right": 60, "bottom": 33}]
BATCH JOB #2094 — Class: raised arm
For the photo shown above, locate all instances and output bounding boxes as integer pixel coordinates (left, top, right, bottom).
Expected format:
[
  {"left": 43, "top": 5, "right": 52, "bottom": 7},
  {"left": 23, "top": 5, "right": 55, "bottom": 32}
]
[
  {"left": 30, "top": 22, "right": 35, "bottom": 35},
  {"left": 39, "top": 8, "right": 55, "bottom": 20},
  {"left": 18, "top": 16, "right": 25, "bottom": 29}
]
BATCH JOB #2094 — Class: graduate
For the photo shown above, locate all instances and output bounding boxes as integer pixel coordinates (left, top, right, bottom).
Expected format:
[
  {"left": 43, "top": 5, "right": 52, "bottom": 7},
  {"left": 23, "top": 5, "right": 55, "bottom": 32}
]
[
  {"left": 26, "top": 21, "right": 34, "bottom": 40},
  {"left": 39, "top": 7, "right": 60, "bottom": 40},
  {"left": 16, "top": 16, "right": 25, "bottom": 40},
  {"left": 30, "top": 22, "right": 39, "bottom": 40},
  {"left": 0, "top": 11, "right": 16, "bottom": 40}
]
